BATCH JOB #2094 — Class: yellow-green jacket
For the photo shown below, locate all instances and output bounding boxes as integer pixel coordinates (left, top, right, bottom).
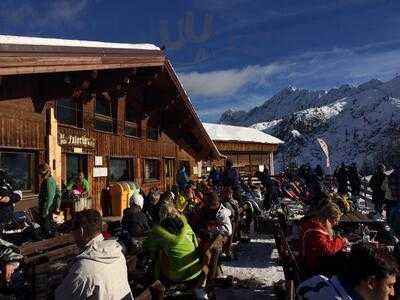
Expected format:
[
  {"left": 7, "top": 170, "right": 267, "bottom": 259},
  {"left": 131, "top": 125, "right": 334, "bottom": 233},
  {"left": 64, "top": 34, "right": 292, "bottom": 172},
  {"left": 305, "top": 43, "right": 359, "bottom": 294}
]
[{"left": 143, "top": 215, "right": 202, "bottom": 282}]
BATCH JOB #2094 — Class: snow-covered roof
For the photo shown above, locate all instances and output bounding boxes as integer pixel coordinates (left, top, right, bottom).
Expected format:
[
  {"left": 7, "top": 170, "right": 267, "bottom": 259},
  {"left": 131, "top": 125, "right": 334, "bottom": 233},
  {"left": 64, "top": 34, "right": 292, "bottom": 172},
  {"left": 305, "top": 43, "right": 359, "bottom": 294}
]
[
  {"left": 0, "top": 35, "right": 160, "bottom": 51},
  {"left": 203, "top": 123, "right": 284, "bottom": 144}
]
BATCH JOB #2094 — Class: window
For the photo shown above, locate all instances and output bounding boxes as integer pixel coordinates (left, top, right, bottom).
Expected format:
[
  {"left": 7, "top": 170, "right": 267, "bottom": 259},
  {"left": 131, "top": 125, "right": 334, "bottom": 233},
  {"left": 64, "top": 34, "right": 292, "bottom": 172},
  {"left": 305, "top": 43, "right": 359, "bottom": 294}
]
[
  {"left": 57, "top": 97, "right": 82, "bottom": 127},
  {"left": 147, "top": 127, "right": 159, "bottom": 140},
  {"left": 165, "top": 159, "right": 175, "bottom": 178},
  {"left": 125, "top": 100, "right": 140, "bottom": 137},
  {"left": 144, "top": 159, "right": 160, "bottom": 180},
  {"left": 109, "top": 158, "right": 134, "bottom": 182},
  {"left": 96, "top": 94, "right": 111, "bottom": 116},
  {"left": 95, "top": 93, "right": 114, "bottom": 133},
  {"left": 95, "top": 119, "right": 114, "bottom": 133},
  {"left": 0, "top": 151, "right": 34, "bottom": 191}
]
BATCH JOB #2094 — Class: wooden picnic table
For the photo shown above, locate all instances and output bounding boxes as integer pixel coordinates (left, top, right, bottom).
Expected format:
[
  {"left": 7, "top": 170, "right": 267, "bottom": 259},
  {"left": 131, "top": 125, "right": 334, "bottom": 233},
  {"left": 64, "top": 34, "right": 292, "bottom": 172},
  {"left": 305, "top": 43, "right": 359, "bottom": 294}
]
[{"left": 340, "top": 211, "right": 372, "bottom": 223}]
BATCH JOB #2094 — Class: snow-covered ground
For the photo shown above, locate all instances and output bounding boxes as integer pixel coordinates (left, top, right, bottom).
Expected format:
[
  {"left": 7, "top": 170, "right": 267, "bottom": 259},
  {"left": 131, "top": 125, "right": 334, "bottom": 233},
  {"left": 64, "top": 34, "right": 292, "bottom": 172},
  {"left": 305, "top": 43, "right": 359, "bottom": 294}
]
[{"left": 215, "top": 235, "right": 284, "bottom": 300}]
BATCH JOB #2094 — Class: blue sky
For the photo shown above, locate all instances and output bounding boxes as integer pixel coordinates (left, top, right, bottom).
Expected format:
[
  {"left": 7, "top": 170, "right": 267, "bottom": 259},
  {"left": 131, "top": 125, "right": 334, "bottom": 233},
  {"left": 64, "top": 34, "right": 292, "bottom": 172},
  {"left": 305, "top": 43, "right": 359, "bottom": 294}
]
[{"left": 1, "top": 0, "right": 400, "bottom": 121}]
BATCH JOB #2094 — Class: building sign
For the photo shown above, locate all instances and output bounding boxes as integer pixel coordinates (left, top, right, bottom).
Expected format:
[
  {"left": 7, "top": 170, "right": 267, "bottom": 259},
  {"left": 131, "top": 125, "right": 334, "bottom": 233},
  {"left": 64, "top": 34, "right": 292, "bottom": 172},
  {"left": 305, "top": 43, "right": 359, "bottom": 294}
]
[
  {"left": 95, "top": 156, "right": 103, "bottom": 166},
  {"left": 93, "top": 167, "right": 108, "bottom": 177},
  {"left": 58, "top": 133, "right": 96, "bottom": 148},
  {"left": 73, "top": 147, "right": 83, "bottom": 153}
]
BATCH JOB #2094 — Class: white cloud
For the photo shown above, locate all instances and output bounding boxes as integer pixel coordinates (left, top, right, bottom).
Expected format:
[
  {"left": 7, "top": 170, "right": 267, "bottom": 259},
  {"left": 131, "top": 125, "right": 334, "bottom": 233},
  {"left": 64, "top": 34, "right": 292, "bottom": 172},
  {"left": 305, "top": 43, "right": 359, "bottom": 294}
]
[
  {"left": 184, "top": 42, "right": 400, "bottom": 99},
  {"left": 281, "top": 45, "right": 400, "bottom": 89},
  {"left": 178, "top": 63, "right": 286, "bottom": 98},
  {"left": 47, "top": 0, "right": 90, "bottom": 22},
  {"left": 0, "top": 0, "right": 91, "bottom": 31},
  {"left": 187, "top": 41, "right": 400, "bottom": 121}
]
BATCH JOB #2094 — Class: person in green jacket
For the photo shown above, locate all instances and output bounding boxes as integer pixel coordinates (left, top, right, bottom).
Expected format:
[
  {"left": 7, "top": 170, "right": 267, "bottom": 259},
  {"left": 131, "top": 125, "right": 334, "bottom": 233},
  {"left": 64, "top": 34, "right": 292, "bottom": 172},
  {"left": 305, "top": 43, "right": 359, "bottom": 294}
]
[
  {"left": 38, "top": 163, "right": 61, "bottom": 238},
  {"left": 143, "top": 202, "right": 203, "bottom": 283},
  {"left": 66, "top": 172, "right": 90, "bottom": 196}
]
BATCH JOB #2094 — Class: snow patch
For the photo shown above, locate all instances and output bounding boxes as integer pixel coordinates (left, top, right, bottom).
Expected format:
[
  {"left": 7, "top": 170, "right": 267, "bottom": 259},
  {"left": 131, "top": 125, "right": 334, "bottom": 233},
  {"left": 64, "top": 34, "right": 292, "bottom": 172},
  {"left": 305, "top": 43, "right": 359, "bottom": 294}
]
[
  {"left": 250, "top": 119, "right": 282, "bottom": 131},
  {"left": 203, "top": 123, "right": 284, "bottom": 144},
  {"left": 291, "top": 130, "right": 302, "bottom": 138},
  {"left": 0, "top": 35, "right": 160, "bottom": 50}
]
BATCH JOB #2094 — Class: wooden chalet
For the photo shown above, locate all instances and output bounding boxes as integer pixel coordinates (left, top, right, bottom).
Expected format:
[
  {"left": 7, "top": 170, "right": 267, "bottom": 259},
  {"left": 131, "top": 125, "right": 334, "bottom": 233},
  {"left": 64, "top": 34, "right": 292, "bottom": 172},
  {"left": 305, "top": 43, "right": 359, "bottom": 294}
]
[
  {"left": 0, "top": 35, "right": 222, "bottom": 211},
  {"left": 202, "top": 123, "right": 283, "bottom": 176}
]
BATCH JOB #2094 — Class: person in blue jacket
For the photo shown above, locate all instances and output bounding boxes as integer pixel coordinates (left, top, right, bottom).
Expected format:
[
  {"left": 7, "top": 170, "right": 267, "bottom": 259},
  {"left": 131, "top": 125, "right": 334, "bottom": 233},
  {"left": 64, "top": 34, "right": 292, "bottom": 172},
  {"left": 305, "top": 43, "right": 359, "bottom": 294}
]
[{"left": 177, "top": 165, "right": 189, "bottom": 192}]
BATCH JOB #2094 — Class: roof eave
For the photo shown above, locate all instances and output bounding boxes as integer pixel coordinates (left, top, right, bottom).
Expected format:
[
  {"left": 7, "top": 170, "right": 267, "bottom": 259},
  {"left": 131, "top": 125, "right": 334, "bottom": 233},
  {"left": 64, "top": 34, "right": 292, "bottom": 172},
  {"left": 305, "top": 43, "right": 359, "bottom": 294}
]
[
  {"left": 164, "top": 60, "right": 224, "bottom": 161},
  {"left": 0, "top": 43, "right": 165, "bottom": 76}
]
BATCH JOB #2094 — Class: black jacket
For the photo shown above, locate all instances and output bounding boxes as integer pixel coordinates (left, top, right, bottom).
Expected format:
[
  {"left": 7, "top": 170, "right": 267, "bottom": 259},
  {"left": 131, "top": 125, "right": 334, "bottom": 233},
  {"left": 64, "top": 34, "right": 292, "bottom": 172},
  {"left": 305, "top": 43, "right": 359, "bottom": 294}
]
[
  {"left": 369, "top": 172, "right": 386, "bottom": 198},
  {"left": 122, "top": 206, "right": 150, "bottom": 237},
  {"left": 0, "top": 182, "right": 16, "bottom": 224}
]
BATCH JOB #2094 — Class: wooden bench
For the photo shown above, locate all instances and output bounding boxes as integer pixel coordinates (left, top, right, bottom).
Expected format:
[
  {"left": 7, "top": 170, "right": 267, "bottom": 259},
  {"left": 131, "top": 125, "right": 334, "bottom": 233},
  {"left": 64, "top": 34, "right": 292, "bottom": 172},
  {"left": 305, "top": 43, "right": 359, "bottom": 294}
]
[
  {"left": 19, "top": 234, "right": 79, "bottom": 300},
  {"left": 135, "top": 280, "right": 165, "bottom": 300},
  {"left": 202, "top": 234, "right": 227, "bottom": 281}
]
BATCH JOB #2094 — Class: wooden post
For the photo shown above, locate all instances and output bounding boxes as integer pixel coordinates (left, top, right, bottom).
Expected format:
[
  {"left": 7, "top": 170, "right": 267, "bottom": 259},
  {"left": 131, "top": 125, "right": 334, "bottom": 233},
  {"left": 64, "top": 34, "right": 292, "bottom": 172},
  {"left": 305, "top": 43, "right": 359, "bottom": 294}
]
[
  {"left": 47, "top": 107, "right": 62, "bottom": 187},
  {"left": 269, "top": 152, "right": 275, "bottom": 175}
]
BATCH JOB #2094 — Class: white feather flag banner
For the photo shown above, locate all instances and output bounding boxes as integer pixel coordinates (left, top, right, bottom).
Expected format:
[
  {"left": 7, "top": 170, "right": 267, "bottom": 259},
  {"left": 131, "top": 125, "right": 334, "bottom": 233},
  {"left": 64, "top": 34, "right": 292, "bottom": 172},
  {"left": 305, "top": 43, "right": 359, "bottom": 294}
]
[{"left": 317, "top": 138, "right": 330, "bottom": 168}]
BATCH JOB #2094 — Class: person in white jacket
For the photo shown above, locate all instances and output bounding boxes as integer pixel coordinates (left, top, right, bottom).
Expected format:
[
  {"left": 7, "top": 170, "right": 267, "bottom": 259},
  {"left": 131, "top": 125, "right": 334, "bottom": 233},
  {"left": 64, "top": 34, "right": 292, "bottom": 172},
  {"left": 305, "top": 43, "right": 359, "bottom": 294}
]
[
  {"left": 203, "top": 191, "right": 233, "bottom": 237},
  {"left": 55, "top": 209, "right": 133, "bottom": 300}
]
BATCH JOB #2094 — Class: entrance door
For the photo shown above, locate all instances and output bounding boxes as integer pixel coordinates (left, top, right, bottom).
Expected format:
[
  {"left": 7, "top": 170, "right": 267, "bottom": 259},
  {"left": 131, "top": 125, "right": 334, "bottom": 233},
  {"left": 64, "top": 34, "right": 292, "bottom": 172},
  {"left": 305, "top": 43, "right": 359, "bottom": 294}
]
[
  {"left": 66, "top": 154, "right": 88, "bottom": 185},
  {"left": 164, "top": 158, "right": 175, "bottom": 190}
]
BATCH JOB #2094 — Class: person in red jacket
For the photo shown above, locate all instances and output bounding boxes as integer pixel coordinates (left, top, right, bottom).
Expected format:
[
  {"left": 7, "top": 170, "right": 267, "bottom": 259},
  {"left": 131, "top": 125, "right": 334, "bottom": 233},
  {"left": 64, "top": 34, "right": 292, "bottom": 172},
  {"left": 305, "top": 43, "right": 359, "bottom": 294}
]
[{"left": 299, "top": 201, "right": 348, "bottom": 277}]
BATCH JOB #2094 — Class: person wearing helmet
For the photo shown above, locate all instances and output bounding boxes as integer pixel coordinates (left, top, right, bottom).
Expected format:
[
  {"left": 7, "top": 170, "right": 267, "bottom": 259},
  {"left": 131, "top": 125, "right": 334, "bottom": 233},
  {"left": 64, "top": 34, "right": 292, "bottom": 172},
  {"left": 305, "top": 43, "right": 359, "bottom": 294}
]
[
  {"left": 121, "top": 193, "right": 150, "bottom": 237},
  {"left": 0, "top": 170, "right": 22, "bottom": 225}
]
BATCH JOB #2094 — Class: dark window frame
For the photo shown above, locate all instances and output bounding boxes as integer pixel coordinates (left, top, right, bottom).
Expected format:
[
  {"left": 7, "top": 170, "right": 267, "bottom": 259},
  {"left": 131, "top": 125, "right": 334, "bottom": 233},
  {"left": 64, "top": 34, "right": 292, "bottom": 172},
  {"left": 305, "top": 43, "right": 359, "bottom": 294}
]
[
  {"left": 165, "top": 158, "right": 175, "bottom": 178},
  {"left": 124, "top": 99, "right": 141, "bottom": 138},
  {"left": 109, "top": 157, "right": 134, "bottom": 182},
  {"left": 95, "top": 93, "right": 114, "bottom": 134},
  {"left": 147, "top": 127, "right": 159, "bottom": 141},
  {"left": 56, "top": 97, "right": 83, "bottom": 128},
  {"left": 143, "top": 158, "right": 161, "bottom": 181},
  {"left": 125, "top": 121, "right": 140, "bottom": 138},
  {"left": 0, "top": 150, "right": 35, "bottom": 193}
]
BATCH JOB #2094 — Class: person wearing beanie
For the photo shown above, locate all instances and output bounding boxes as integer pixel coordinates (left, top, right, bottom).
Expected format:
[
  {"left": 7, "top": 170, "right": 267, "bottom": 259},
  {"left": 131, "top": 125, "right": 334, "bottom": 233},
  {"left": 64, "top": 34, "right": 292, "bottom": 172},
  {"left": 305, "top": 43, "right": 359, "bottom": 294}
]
[{"left": 121, "top": 193, "right": 149, "bottom": 238}]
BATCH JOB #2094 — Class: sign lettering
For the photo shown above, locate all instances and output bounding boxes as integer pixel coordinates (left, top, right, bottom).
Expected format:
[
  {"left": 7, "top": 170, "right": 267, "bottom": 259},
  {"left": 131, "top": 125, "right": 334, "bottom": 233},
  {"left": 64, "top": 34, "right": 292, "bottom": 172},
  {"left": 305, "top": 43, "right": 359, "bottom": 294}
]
[{"left": 58, "top": 133, "right": 96, "bottom": 148}]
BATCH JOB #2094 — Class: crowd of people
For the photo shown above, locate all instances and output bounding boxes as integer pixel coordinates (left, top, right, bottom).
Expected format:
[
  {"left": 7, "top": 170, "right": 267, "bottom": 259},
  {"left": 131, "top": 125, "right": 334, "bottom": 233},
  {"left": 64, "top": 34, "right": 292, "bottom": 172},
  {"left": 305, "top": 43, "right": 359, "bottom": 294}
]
[
  {"left": 0, "top": 159, "right": 262, "bottom": 299},
  {"left": 0, "top": 158, "right": 400, "bottom": 299},
  {"left": 268, "top": 161, "right": 400, "bottom": 300}
]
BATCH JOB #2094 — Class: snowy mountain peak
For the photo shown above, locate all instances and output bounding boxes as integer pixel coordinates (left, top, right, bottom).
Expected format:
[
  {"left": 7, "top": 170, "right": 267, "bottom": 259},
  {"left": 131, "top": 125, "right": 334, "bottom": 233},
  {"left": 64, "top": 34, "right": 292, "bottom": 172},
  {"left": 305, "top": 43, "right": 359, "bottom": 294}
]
[
  {"left": 357, "top": 79, "right": 383, "bottom": 91},
  {"left": 282, "top": 85, "right": 298, "bottom": 92},
  {"left": 219, "top": 75, "right": 400, "bottom": 172},
  {"left": 219, "top": 109, "right": 247, "bottom": 125}
]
